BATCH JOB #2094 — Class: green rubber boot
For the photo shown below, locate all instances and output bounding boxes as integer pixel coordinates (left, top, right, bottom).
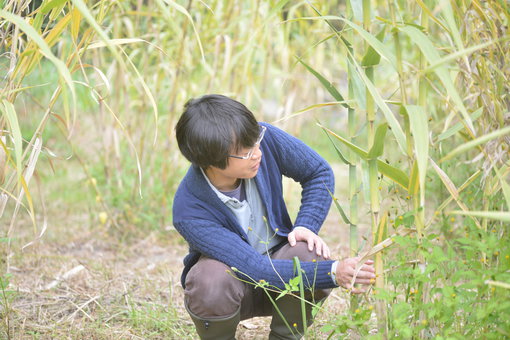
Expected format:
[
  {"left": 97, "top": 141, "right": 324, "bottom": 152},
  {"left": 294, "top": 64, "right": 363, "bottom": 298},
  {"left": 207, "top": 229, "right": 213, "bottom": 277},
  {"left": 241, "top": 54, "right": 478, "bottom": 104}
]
[
  {"left": 268, "top": 295, "right": 314, "bottom": 340},
  {"left": 185, "top": 302, "right": 240, "bottom": 340}
]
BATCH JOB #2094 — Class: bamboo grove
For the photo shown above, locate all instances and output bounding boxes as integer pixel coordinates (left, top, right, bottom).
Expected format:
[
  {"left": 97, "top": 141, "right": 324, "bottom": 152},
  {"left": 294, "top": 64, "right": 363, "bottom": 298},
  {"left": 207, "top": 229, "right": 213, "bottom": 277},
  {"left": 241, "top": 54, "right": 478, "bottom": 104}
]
[{"left": 0, "top": 0, "right": 509, "bottom": 338}]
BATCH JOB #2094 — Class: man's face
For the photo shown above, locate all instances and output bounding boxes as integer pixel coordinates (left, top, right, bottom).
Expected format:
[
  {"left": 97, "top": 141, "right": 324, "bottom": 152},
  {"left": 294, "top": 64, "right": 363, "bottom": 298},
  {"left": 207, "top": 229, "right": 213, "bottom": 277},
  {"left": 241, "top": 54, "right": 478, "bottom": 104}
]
[{"left": 215, "top": 144, "right": 263, "bottom": 180}]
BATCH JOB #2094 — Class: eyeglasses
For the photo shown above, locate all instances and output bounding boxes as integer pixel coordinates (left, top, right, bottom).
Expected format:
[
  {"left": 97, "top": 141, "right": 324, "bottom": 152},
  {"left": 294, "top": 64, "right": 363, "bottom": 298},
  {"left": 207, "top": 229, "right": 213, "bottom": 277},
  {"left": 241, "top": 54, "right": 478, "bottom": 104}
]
[{"left": 228, "top": 126, "right": 266, "bottom": 160}]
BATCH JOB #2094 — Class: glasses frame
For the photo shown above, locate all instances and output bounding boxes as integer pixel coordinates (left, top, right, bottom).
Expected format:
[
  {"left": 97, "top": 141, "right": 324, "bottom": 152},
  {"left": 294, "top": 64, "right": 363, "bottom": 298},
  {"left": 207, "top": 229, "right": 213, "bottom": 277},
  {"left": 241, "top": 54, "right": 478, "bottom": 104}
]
[{"left": 228, "top": 126, "right": 266, "bottom": 160}]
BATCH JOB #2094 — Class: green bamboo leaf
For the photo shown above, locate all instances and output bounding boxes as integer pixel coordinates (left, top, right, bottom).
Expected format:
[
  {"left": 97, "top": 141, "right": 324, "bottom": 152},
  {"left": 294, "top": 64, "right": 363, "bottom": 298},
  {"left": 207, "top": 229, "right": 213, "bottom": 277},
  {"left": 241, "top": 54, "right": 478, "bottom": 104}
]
[
  {"left": 347, "top": 58, "right": 366, "bottom": 110},
  {"left": 361, "top": 27, "right": 386, "bottom": 67},
  {"left": 286, "top": 15, "right": 397, "bottom": 68},
  {"left": 321, "top": 128, "right": 352, "bottom": 165},
  {"left": 40, "top": 0, "right": 68, "bottom": 14},
  {"left": 325, "top": 186, "right": 352, "bottom": 225},
  {"left": 437, "top": 108, "right": 483, "bottom": 142},
  {"left": 296, "top": 56, "right": 350, "bottom": 109},
  {"left": 348, "top": 54, "right": 407, "bottom": 153},
  {"left": 319, "top": 124, "right": 409, "bottom": 188},
  {"left": 440, "top": 125, "right": 510, "bottom": 162},
  {"left": 399, "top": 25, "right": 475, "bottom": 134},
  {"left": 368, "top": 123, "right": 388, "bottom": 159},
  {"left": 424, "top": 38, "right": 509, "bottom": 72},
  {"left": 405, "top": 105, "right": 429, "bottom": 195},
  {"left": 408, "top": 160, "right": 419, "bottom": 195},
  {"left": 0, "top": 10, "right": 76, "bottom": 126},
  {"left": 441, "top": 0, "right": 469, "bottom": 70},
  {"left": 449, "top": 210, "right": 510, "bottom": 222},
  {"left": 1, "top": 101, "right": 22, "bottom": 184}
]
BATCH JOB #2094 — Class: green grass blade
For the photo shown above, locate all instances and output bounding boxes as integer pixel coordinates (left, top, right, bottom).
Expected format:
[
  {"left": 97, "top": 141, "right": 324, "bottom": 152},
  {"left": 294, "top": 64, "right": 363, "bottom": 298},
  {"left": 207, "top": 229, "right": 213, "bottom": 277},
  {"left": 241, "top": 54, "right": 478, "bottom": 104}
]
[{"left": 440, "top": 125, "right": 510, "bottom": 162}]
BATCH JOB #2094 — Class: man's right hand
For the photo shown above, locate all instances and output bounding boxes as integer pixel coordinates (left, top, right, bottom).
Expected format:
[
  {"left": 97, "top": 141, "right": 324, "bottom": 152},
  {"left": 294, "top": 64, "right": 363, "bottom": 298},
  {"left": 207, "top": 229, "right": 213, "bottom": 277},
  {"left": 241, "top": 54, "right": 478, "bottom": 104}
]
[{"left": 335, "top": 257, "right": 376, "bottom": 294}]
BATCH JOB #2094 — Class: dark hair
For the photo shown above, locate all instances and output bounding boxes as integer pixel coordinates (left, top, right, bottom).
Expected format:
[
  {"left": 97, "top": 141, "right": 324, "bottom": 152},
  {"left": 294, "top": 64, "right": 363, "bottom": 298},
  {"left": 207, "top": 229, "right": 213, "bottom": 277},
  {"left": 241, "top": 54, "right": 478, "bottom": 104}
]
[{"left": 175, "top": 94, "right": 260, "bottom": 169}]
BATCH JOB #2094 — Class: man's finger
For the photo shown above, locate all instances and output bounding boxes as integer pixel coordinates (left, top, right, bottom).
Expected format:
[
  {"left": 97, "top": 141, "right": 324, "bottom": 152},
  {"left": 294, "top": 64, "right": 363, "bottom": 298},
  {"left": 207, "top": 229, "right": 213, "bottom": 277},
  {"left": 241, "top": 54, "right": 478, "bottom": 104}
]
[
  {"left": 315, "top": 239, "right": 322, "bottom": 256},
  {"left": 288, "top": 232, "right": 296, "bottom": 246},
  {"left": 361, "top": 264, "right": 376, "bottom": 272},
  {"left": 307, "top": 237, "right": 314, "bottom": 251},
  {"left": 354, "top": 278, "right": 374, "bottom": 285},
  {"left": 355, "top": 270, "right": 376, "bottom": 279},
  {"left": 323, "top": 244, "right": 330, "bottom": 259}
]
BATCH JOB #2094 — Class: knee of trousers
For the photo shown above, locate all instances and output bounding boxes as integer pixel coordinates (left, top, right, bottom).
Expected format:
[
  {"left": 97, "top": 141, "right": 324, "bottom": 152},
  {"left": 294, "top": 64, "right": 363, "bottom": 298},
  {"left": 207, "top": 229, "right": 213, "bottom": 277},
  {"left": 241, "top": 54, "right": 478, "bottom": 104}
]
[
  {"left": 184, "top": 257, "right": 246, "bottom": 318},
  {"left": 273, "top": 242, "right": 332, "bottom": 301}
]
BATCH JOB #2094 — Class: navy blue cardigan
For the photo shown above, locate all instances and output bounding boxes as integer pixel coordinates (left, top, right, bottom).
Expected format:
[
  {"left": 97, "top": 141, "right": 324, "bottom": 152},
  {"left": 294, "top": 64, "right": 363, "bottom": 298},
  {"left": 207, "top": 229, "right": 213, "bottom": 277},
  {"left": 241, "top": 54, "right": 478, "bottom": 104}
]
[{"left": 173, "top": 122, "right": 337, "bottom": 290}]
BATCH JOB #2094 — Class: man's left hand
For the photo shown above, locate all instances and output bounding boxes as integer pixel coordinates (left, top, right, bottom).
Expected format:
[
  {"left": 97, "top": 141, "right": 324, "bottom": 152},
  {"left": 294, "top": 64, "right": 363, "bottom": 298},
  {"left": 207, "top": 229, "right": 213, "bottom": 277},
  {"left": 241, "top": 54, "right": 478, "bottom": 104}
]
[{"left": 287, "top": 227, "right": 331, "bottom": 259}]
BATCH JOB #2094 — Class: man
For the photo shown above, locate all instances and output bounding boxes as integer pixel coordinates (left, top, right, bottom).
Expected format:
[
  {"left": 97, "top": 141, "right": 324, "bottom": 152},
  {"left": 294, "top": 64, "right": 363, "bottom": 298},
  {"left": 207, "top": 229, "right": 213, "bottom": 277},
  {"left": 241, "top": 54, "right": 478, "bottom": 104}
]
[{"left": 173, "top": 94, "right": 375, "bottom": 339}]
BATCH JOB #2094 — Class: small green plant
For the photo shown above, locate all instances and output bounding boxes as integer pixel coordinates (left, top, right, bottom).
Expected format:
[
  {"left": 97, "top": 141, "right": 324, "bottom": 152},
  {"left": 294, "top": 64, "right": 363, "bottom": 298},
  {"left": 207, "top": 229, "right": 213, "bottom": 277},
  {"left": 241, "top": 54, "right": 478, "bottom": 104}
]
[{"left": 0, "top": 272, "right": 15, "bottom": 340}]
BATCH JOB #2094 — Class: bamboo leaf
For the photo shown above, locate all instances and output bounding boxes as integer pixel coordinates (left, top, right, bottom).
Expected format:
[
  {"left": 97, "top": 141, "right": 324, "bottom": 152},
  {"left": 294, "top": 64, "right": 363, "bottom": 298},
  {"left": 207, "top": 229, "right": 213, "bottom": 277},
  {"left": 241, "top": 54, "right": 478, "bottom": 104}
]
[
  {"left": 71, "top": 7, "right": 81, "bottom": 40},
  {"left": 437, "top": 108, "right": 483, "bottom": 142},
  {"left": 347, "top": 58, "right": 366, "bottom": 110},
  {"left": 273, "top": 102, "right": 353, "bottom": 124},
  {"left": 159, "top": 0, "right": 206, "bottom": 64},
  {"left": 368, "top": 123, "right": 388, "bottom": 159},
  {"left": 319, "top": 124, "right": 409, "bottom": 188},
  {"left": 322, "top": 128, "right": 352, "bottom": 165},
  {"left": 440, "top": 125, "right": 510, "bottom": 162},
  {"left": 405, "top": 105, "right": 429, "bottom": 196},
  {"left": 1, "top": 101, "right": 22, "bottom": 185},
  {"left": 361, "top": 27, "right": 385, "bottom": 67},
  {"left": 0, "top": 10, "right": 76, "bottom": 127},
  {"left": 424, "top": 38, "right": 510, "bottom": 72},
  {"left": 408, "top": 160, "right": 419, "bottom": 196},
  {"left": 399, "top": 25, "right": 475, "bottom": 134},
  {"left": 449, "top": 210, "right": 510, "bottom": 222},
  {"left": 296, "top": 56, "right": 351, "bottom": 109},
  {"left": 348, "top": 54, "right": 407, "bottom": 153},
  {"left": 40, "top": 0, "right": 68, "bottom": 14},
  {"left": 286, "top": 15, "right": 397, "bottom": 67},
  {"left": 327, "top": 188, "right": 353, "bottom": 225}
]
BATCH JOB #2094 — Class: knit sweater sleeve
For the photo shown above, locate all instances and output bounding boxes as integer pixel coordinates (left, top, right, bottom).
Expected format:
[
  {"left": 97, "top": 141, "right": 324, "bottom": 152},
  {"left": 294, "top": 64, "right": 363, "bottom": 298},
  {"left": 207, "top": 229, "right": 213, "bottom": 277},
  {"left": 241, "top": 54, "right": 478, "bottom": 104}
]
[
  {"left": 174, "top": 218, "right": 337, "bottom": 290},
  {"left": 263, "top": 123, "right": 334, "bottom": 234}
]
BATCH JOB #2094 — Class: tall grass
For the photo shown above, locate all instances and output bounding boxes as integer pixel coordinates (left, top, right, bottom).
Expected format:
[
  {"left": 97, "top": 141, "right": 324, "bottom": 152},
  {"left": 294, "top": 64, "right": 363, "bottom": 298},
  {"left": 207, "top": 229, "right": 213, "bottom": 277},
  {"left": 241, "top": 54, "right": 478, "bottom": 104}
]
[{"left": 0, "top": 0, "right": 341, "bottom": 245}]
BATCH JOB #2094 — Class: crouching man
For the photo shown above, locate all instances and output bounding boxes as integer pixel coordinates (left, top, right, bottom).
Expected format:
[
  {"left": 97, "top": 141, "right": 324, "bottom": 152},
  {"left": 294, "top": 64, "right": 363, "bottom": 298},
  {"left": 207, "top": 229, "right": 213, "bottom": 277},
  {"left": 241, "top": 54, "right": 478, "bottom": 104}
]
[{"left": 172, "top": 94, "right": 375, "bottom": 339}]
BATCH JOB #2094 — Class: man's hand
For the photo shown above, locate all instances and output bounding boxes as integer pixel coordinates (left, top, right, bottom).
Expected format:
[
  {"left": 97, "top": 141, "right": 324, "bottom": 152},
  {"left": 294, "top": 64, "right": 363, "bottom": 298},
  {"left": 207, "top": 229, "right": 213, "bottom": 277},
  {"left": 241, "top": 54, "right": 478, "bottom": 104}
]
[
  {"left": 288, "top": 227, "right": 331, "bottom": 259},
  {"left": 335, "top": 257, "right": 375, "bottom": 294}
]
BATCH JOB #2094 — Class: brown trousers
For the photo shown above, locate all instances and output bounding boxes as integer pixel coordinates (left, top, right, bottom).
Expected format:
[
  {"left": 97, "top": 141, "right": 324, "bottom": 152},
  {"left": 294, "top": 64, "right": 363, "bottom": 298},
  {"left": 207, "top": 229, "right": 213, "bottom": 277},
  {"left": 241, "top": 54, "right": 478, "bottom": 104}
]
[{"left": 184, "top": 241, "right": 331, "bottom": 320}]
